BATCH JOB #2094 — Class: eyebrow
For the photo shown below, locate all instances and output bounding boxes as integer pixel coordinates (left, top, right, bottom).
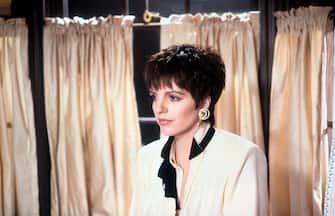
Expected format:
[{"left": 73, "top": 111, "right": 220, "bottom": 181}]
[
  {"left": 149, "top": 89, "right": 186, "bottom": 95},
  {"left": 166, "top": 90, "right": 186, "bottom": 95}
]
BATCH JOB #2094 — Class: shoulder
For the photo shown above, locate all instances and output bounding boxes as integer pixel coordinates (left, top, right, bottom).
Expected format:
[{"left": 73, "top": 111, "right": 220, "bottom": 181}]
[
  {"left": 209, "top": 128, "right": 266, "bottom": 166},
  {"left": 212, "top": 128, "right": 260, "bottom": 149}
]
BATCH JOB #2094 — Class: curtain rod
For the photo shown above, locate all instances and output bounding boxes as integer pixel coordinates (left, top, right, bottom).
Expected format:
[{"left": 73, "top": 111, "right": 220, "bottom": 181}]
[
  {"left": 132, "top": 11, "right": 260, "bottom": 27},
  {"left": 133, "top": 22, "right": 161, "bottom": 27},
  {"left": 124, "top": 0, "right": 129, "bottom": 15}
]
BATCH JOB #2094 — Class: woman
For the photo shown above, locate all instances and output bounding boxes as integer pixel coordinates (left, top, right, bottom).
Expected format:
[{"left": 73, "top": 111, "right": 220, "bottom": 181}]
[{"left": 130, "top": 44, "right": 268, "bottom": 216}]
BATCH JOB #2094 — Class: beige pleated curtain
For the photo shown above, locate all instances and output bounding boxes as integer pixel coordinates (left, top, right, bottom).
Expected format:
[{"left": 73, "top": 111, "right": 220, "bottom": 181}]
[
  {"left": 269, "top": 6, "right": 332, "bottom": 216},
  {"left": 161, "top": 13, "right": 264, "bottom": 150},
  {"left": 43, "top": 16, "right": 141, "bottom": 215},
  {"left": 0, "top": 18, "right": 39, "bottom": 215},
  {"left": 323, "top": 16, "right": 335, "bottom": 216}
]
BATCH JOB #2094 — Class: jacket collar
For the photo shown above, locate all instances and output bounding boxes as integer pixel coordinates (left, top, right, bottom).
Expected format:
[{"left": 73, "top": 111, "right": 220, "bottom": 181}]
[
  {"left": 161, "top": 123, "right": 215, "bottom": 161},
  {"left": 157, "top": 123, "right": 215, "bottom": 210}
]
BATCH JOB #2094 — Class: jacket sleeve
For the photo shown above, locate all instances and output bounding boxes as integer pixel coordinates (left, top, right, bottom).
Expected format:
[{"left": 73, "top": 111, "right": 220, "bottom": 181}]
[{"left": 222, "top": 146, "right": 268, "bottom": 216}]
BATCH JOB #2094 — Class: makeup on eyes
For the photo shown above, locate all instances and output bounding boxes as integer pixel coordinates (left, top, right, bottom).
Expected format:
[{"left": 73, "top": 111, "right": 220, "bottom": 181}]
[{"left": 149, "top": 89, "right": 186, "bottom": 102}]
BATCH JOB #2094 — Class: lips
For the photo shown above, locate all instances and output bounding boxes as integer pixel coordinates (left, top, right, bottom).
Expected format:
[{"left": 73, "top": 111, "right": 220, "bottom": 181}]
[{"left": 158, "top": 119, "right": 172, "bottom": 126}]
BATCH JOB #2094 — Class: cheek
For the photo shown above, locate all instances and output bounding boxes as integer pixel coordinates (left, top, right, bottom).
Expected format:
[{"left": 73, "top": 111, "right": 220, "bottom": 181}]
[
  {"left": 151, "top": 103, "right": 155, "bottom": 114},
  {"left": 152, "top": 102, "right": 159, "bottom": 116},
  {"left": 176, "top": 105, "right": 199, "bottom": 120}
]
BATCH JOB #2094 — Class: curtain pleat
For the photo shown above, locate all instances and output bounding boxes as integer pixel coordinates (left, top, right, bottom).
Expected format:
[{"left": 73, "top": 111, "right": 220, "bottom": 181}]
[
  {"left": 324, "top": 16, "right": 335, "bottom": 216},
  {"left": 160, "top": 13, "right": 264, "bottom": 150},
  {"left": 269, "top": 6, "right": 332, "bottom": 216},
  {"left": 43, "top": 16, "right": 141, "bottom": 216},
  {"left": 0, "top": 18, "right": 39, "bottom": 215}
]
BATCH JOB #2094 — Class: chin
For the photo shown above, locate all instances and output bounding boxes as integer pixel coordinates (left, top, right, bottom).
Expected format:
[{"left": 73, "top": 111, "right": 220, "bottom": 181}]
[{"left": 159, "top": 128, "right": 176, "bottom": 137}]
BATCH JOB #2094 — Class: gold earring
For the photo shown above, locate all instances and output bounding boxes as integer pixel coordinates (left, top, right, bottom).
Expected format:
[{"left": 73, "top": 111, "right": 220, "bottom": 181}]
[{"left": 198, "top": 108, "right": 210, "bottom": 121}]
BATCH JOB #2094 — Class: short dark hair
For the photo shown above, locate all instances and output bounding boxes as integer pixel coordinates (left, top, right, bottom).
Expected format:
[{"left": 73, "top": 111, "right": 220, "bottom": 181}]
[{"left": 144, "top": 44, "right": 225, "bottom": 125}]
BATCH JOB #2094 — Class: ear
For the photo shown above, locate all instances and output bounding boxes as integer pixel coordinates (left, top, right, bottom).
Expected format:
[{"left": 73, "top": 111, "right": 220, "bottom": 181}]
[{"left": 200, "top": 96, "right": 211, "bottom": 110}]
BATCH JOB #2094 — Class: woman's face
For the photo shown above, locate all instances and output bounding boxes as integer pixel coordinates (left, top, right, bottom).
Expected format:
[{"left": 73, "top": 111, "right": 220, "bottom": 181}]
[{"left": 150, "top": 81, "right": 205, "bottom": 138}]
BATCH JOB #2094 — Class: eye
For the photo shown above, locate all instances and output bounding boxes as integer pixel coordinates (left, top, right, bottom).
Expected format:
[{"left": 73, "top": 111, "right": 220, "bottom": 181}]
[
  {"left": 149, "top": 92, "right": 156, "bottom": 102},
  {"left": 169, "top": 94, "right": 181, "bottom": 102}
]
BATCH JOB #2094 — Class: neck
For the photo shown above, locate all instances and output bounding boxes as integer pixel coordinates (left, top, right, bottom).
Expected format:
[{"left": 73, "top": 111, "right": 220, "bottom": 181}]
[{"left": 174, "top": 124, "right": 200, "bottom": 167}]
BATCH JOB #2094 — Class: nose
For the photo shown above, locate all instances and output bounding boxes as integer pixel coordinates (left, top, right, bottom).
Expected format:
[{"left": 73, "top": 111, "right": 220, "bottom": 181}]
[{"left": 152, "top": 97, "right": 167, "bottom": 114}]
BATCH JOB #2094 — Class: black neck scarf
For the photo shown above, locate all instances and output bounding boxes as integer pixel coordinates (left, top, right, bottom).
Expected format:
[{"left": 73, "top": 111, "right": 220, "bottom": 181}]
[{"left": 157, "top": 126, "right": 215, "bottom": 210}]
